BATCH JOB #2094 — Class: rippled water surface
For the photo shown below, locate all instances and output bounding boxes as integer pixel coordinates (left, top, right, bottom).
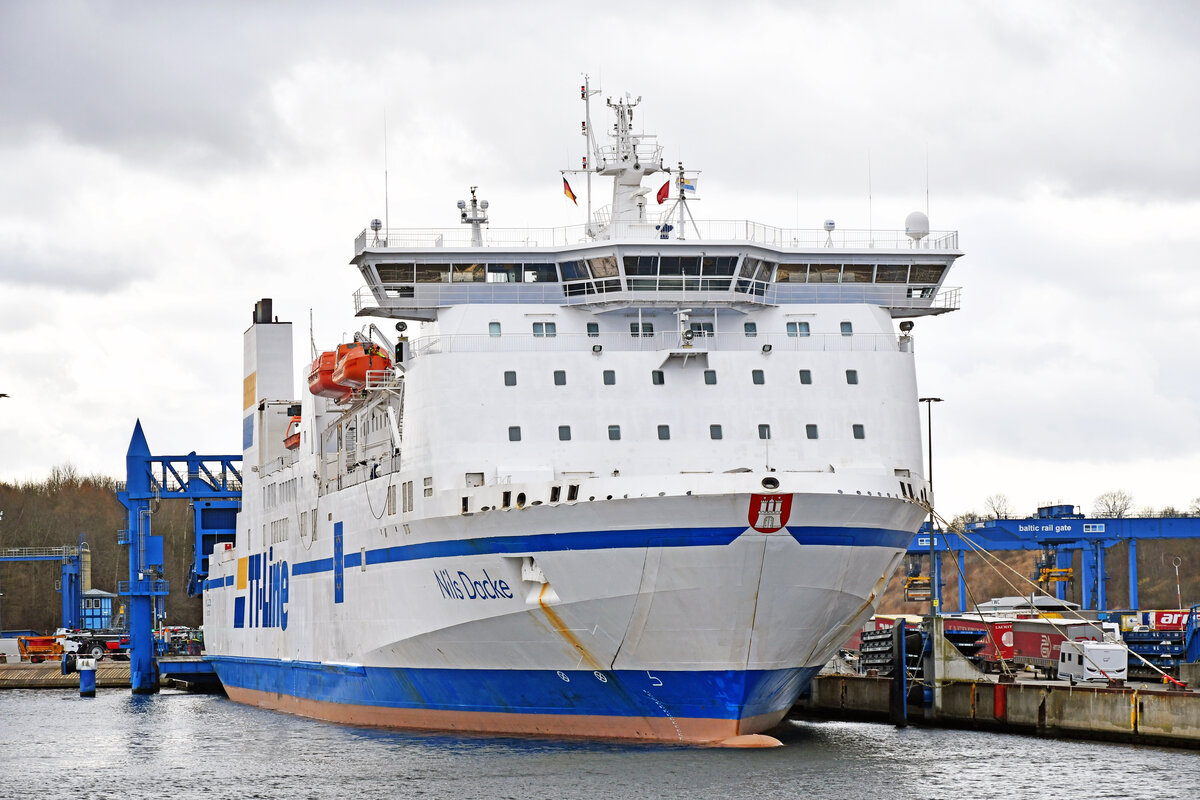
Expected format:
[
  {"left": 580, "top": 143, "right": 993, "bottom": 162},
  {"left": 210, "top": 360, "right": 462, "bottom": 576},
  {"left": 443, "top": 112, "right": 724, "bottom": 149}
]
[{"left": 0, "top": 689, "right": 1192, "bottom": 799}]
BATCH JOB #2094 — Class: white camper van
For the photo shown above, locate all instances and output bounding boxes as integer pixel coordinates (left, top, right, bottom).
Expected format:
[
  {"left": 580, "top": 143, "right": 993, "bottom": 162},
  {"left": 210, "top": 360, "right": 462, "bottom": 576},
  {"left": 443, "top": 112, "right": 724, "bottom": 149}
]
[{"left": 1057, "top": 639, "right": 1128, "bottom": 682}]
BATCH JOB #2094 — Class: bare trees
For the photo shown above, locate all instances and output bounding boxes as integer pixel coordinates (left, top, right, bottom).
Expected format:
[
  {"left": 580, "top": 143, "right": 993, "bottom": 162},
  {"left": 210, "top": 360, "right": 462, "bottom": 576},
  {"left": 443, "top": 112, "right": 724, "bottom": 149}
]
[
  {"left": 1093, "top": 489, "right": 1135, "bottom": 518},
  {"left": 984, "top": 493, "right": 1012, "bottom": 520}
]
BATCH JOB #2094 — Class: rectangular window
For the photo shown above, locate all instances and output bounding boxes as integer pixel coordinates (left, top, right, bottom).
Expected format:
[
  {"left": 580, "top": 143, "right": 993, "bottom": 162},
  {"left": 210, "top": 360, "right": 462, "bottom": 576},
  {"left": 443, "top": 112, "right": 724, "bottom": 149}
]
[
  {"left": 504, "top": 370, "right": 517, "bottom": 386},
  {"left": 587, "top": 322, "right": 600, "bottom": 337},
  {"left": 508, "top": 426, "right": 521, "bottom": 442},
  {"left": 387, "top": 486, "right": 396, "bottom": 515},
  {"left": 846, "top": 369, "right": 858, "bottom": 385},
  {"left": 558, "top": 425, "right": 571, "bottom": 441},
  {"left": 758, "top": 424, "right": 771, "bottom": 440},
  {"left": 840, "top": 321, "right": 853, "bottom": 336},
  {"left": 567, "top": 484, "right": 579, "bottom": 502},
  {"left": 853, "top": 424, "right": 865, "bottom": 439},
  {"left": 608, "top": 425, "right": 621, "bottom": 441},
  {"left": 550, "top": 486, "right": 561, "bottom": 503},
  {"left": 752, "top": 369, "right": 765, "bottom": 385},
  {"left": 704, "top": 369, "right": 717, "bottom": 385},
  {"left": 710, "top": 424, "right": 723, "bottom": 440},
  {"left": 603, "top": 370, "right": 616, "bottom": 385},
  {"left": 657, "top": 425, "right": 670, "bottom": 440},
  {"left": 689, "top": 322, "right": 714, "bottom": 337},
  {"left": 532, "top": 322, "right": 557, "bottom": 337},
  {"left": 806, "top": 424, "right": 819, "bottom": 439},
  {"left": 489, "top": 321, "right": 502, "bottom": 337},
  {"left": 799, "top": 369, "right": 813, "bottom": 385},
  {"left": 553, "top": 370, "right": 566, "bottom": 386},
  {"left": 651, "top": 370, "right": 665, "bottom": 385},
  {"left": 786, "top": 321, "right": 811, "bottom": 337},
  {"left": 744, "top": 322, "right": 757, "bottom": 337},
  {"left": 630, "top": 322, "right": 654, "bottom": 337}
]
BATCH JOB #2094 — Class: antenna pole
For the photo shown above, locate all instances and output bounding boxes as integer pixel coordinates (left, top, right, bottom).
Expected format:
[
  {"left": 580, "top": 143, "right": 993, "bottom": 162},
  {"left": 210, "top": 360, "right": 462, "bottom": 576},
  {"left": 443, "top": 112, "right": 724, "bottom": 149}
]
[
  {"left": 867, "top": 150, "right": 873, "bottom": 248},
  {"left": 384, "top": 112, "right": 390, "bottom": 234},
  {"left": 925, "top": 146, "right": 930, "bottom": 220},
  {"left": 581, "top": 76, "right": 600, "bottom": 236}
]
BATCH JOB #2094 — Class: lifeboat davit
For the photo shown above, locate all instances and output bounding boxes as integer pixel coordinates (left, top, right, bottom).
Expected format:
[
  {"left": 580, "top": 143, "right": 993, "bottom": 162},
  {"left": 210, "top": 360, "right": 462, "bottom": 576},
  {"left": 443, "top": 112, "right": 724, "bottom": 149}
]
[
  {"left": 331, "top": 342, "right": 392, "bottom": 390},
  {"left": 308, "top": 350, "right": 352, "bottom": 399},
  {"left": 283, "top": 415, "right": 302, "bottom": 450}
]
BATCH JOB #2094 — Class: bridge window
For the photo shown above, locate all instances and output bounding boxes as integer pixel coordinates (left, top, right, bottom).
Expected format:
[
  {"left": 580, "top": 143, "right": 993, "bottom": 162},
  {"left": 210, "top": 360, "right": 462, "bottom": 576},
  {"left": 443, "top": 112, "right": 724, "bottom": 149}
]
[
  {"left": 487, "top": 263, "right": 522, "bottom": 283},
  {"left": 508, "top": 426, "right": 521, "bottom": 442},
  {"left": 787, "top": 321, "right": 810, "bottom": 337},
  {"left": 523, "top": 264, "right": 558, "bottom": 283},
  {"left": 704, "top": 370, "right": 717, "bottom": 385},
  {"left": 876, "top": 265, "right": 909, "bottom": 283},
  {"left": 415, "top": 264, "right": 450, "bottom": 283},
  {"left": 910, "top": 264, "right": 945, "bottom": 283},
  {"left": 489, "top": 322, "right": 502, "bottom": 337},
  {"left": 651, "top": 370, "right": 665, "bottom": 385},
  {"left": 588, "top": 256, "right": 620, "bottom": 278},
  {"left": 533, "top": 322, "right": 556, "bottom": 337},
  {"left": 560, "top": 260, "right": 589, "bottom": 281},
  {"left": 758, "top": 424, "right": 771, "bottom": 440},
  {"left": 452, "top": 263, "right": 485, "bottom": 282},
  {"left": 553, "top": 370, "right": 566, "bottom": 386},
  {"left": 558, "top": 426, "right": 571, "bottom": 441},
  {"left": 608, "top": 425, "right": 621, "bottom": 441},
  {"left": 806, "top": 424, "right": 819, "bottom": 439},
  {"left": 710, "top": 424, "right": 723, "bottom": 440},
  {"left": 853, "top": 424, "right": 865, "bottom": 439},
  {"left": 843, "top": 265, "right": 874, "bottom": 283},
  {"left": 624, "top": 255, "right": 658, "bottom": 276},
  {"left": 603, "top": 370, "right": 616, "bottom": 386},
  {"left": 587, "top": 322, "right": 600, "bottom": 337},
  {"left": 658, "top": 425, "right": 670, "bottom": 440},
  {"left": 752, "top": 369, "right": 765, "bottom": 385},
  {"left": 376, "top": 263, "right": 415, "bottom": 283},
  {"left": 810, "top": 264, "right": 841, "bottom": 283},
  {"left": 799, "top": 370, "right": 813, "bottom": 384},
  {"left": 775, "top": 264, "right": 807, "bottom": 283},
  {"left": 846, "top": 370, "right": 859, "bottom": 385},
  {"left": 840, "top": 321, "right": 853, "bottom": 336},
  {"left": 503, "top": 371, "right": 516, "bottom": 386}
]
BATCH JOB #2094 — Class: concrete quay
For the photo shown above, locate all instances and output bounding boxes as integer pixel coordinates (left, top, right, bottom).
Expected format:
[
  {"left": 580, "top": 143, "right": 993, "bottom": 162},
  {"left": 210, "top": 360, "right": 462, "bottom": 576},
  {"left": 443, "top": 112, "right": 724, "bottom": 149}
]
[
  {"left": 0, "top": 657, "right": 214, "bottom": 690},
  {"left": 793, "top": 672, "right": 1200, "bottom": 749}
]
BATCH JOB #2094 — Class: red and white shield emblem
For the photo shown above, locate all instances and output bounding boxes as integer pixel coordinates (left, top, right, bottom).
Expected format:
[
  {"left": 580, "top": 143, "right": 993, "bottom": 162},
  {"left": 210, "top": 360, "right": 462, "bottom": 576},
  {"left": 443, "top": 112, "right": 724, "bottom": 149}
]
[{"left": 748, "top": 494, "right": 793, "bottom": 532}]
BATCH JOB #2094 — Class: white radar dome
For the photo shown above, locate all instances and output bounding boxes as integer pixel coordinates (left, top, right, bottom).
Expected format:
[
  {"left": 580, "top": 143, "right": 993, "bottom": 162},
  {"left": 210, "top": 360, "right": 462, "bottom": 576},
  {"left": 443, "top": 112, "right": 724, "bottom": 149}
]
[
  {"left": 905, "top": 211, "right": 929, "bottom": 241},
  {"left": 823, "top": 219, "right": 835, "bottom": 232}
]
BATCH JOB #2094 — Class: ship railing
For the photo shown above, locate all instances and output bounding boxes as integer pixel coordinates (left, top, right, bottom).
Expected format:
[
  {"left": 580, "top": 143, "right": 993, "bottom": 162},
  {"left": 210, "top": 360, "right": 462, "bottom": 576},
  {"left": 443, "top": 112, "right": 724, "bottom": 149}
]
[
  {"left": 353, "top": 282, "right": 961, "bottom": 313},
  {"left": 354, "top": 223, "right": 960, "bottom": 255},
  {"left": 407, "top": 330, "right": 905, "bottom": 359}
]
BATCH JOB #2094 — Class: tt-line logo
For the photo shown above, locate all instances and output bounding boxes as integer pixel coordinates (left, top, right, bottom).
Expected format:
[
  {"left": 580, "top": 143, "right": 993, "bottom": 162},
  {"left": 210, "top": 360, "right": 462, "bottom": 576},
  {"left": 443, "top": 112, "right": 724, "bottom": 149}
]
[{"left": 435, "top": 567, "right": 515, "bottom": 600}]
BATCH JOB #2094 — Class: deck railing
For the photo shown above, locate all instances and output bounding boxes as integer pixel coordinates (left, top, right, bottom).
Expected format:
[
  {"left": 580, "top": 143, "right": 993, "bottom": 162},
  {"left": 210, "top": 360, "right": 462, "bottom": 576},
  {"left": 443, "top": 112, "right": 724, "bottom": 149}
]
[{"left": 354, "top": 222, "right": 959, "bottom": 256}]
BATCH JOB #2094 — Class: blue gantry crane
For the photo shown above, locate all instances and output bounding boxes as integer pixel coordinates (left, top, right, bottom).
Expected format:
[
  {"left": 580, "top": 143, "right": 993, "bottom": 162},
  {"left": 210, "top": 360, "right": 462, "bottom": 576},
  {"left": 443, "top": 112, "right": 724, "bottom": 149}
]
[
  {"left": 117, "top": 420, "right": 241, "bottom": 693},
  {"left": 908, "top": 504, "right": 1200, "bottom": 613},
  {"left": 0, "top": 534, "right": 87, "bottom": 632}
]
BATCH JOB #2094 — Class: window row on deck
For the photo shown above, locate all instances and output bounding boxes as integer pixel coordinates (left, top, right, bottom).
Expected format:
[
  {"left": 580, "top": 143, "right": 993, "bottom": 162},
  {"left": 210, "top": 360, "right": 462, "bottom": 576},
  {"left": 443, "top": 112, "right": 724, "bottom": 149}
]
[
  {"left": 503, "top": 368, "right": 861, "bottom": 387},
  {"left": 492, "top": 320, "right": 856, "bottom": 337},
  {"left": 506, "top": 422, "right": 868, "bottom": 441}
]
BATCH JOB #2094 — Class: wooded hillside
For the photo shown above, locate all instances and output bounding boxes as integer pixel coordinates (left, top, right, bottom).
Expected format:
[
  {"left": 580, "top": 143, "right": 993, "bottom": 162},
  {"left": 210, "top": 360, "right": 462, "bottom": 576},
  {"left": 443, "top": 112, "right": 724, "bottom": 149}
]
[{"left": 0, "top": 466, "right": 200, "bottom": 633}]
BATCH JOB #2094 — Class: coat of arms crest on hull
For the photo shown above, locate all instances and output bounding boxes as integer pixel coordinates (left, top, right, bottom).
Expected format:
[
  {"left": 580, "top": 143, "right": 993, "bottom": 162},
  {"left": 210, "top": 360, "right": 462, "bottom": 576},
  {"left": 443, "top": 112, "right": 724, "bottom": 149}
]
[{"left": 748, "top": 494, "right": 793, "bottom": 532}]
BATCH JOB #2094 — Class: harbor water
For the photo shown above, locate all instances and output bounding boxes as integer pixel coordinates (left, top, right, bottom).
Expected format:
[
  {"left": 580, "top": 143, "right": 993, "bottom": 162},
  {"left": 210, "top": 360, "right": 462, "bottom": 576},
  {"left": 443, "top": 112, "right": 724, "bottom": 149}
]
[{"left": 0, "top": 689, "right": 1189, "bottom": 799}]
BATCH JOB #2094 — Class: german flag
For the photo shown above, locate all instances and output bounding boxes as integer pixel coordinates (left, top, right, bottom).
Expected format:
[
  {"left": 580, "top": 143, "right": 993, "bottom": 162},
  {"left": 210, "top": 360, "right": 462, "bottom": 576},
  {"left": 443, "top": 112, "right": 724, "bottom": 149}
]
[{"left": 563, "top": 177, "right": 578, "bottom": 205}]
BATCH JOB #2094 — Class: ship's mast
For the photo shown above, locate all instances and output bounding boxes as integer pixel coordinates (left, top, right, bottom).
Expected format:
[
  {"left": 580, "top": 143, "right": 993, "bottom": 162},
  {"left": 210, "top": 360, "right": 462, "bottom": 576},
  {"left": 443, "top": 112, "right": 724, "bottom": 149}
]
[{"left": 581, "top": 76, "right": 600, "bottom": 234}]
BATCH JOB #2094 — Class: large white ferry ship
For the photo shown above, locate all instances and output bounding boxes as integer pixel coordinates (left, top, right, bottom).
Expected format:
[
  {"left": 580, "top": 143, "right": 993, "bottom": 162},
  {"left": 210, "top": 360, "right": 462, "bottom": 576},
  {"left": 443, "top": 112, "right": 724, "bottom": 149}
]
[{"left": 202, "top": 81, "right": 963, "bottom": 744}]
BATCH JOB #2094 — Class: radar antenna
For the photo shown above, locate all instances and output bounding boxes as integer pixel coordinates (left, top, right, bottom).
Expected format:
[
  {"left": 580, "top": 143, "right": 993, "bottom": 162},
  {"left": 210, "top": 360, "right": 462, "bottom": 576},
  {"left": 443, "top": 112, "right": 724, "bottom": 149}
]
[{"left": 457, "top": 187, "right": 489, "bottom": 247}]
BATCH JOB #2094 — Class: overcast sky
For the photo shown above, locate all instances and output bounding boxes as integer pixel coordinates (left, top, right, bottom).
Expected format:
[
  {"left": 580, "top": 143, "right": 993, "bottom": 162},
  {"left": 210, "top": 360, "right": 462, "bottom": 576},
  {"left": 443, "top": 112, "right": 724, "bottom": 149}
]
[{"left": 1, "top": 1, "right": 1197, "bottom": 520}]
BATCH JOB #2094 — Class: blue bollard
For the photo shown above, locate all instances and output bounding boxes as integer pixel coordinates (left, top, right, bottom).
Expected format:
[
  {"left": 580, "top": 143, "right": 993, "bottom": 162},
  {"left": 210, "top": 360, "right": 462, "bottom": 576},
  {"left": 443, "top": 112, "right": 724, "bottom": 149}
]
[{"left": 78, "top": 657, "right": 97, "bottom": 697}]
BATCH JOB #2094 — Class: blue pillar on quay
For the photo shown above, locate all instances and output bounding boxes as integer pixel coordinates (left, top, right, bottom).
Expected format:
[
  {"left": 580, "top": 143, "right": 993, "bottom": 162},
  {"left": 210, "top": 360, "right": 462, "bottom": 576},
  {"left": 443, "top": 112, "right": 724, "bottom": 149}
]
[{"left": 119, "top": 421, "right": 165, "bottom": 694}]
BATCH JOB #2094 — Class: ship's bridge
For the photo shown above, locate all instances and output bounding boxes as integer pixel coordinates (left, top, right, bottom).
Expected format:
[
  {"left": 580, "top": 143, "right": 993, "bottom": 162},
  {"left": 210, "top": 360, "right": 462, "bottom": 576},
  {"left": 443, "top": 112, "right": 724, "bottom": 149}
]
[{"left": 350, "top": 222, "right": 961, "bottom": 322}]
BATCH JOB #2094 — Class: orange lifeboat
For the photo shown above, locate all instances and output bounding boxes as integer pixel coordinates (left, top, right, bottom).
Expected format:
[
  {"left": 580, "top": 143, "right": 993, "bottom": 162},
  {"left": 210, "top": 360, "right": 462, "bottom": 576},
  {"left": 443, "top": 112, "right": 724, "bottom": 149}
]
[
  {"left": 308, "top": 350, "right": 352, "bottom": 399},
  {"left": 283, "top": 415, "right": 302, "bottom": 450},
  {"left": 331, "top": 342, "right": 392, "bottom": 390}
]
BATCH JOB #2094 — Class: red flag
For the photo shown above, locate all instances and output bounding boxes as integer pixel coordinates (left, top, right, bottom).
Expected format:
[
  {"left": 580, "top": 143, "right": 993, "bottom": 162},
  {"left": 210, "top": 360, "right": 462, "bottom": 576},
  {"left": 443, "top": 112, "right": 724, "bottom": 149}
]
[
  {"left": 656, "top": 181, "right": 670, "bottom": 204},
  {"left": 563, "top": 177, "right": 578, "bottom": 205}
]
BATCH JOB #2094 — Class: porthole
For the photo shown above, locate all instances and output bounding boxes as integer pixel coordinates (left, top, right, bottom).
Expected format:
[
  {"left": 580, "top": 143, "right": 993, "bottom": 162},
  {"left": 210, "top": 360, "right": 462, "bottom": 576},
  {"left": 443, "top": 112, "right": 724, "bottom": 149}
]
[{"left": 761, "top": 477, "right": 780, "bottom": 491}]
